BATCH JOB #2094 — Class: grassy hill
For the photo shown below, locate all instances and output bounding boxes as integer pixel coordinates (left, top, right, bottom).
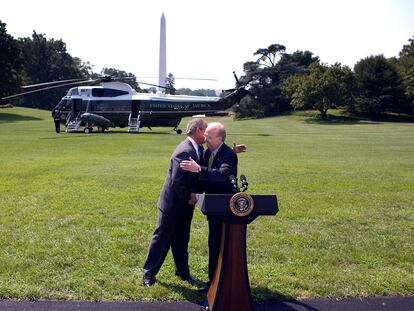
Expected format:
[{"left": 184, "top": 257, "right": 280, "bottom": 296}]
[{"left": 0, "top": 107, "right": 413, "bottom": 301}]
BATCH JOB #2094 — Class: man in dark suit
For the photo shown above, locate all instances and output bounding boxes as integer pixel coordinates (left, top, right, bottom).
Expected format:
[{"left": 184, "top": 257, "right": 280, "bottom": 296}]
[
  {"left": 142, "top": 118, "right": 207, "bottom": 287},
  {"left": 52, "top": 108, "right": 61, "bottom": 133},
  {"left": 180, "top": 122, "right": 238, "bottom": 292}
]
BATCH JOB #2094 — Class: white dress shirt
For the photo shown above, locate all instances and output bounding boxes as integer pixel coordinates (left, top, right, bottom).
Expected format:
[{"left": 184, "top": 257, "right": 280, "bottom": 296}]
[{"left": 187, "top": 137, "right": 201, "bottom": 161}]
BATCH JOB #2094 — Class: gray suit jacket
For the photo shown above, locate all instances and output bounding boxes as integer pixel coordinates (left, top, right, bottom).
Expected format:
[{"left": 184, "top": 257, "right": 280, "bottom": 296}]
[{"left": 158, "top": 138, "right": 202, "bottom": 213}]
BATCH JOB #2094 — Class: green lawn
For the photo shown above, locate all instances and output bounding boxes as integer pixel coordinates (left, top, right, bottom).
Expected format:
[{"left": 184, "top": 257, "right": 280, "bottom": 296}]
[{"left": 0, "top": 107, "right": 413, "bottom": 301}]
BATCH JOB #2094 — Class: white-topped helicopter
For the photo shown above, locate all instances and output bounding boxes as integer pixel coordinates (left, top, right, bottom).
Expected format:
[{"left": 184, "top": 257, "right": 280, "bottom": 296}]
[
  {"left": 3, "top": 73, "right": 251, "bottom": 134},
  {"left": 59, "top": 74, "right": 250, "bottom": 134}
]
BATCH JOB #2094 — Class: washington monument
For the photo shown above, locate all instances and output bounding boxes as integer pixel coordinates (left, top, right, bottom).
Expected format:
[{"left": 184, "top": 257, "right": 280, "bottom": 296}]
[{"left": 158, "top": 13, "right": 167, "bottom": 90}]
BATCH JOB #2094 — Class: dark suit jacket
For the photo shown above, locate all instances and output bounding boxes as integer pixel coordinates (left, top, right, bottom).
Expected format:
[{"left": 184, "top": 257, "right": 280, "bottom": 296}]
[
  {"left": 158, "top": 138, "right": 202, "bottom": 213},
  {"left": 199, "top": 143, "right": 238, "bottom": 194}
]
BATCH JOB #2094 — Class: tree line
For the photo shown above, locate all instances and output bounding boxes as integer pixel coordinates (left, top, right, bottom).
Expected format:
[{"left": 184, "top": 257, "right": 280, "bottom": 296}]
[
  {"left": 0, "top": 21, "right": 145, "bottom": 110},
  {"left": 236, "top": 40, "right": 414, "bottom": 119},
  {"left": 1, "top": 19, "right": 413, "bottom": 118}
]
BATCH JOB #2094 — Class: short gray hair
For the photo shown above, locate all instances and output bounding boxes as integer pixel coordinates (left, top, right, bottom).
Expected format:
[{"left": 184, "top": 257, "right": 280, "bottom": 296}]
[
  {"left": 186, "top": 118, "right": 207, "bottom": 135},
  {"left": 208, "top": 122, "right": 226, "bottom": 141}
]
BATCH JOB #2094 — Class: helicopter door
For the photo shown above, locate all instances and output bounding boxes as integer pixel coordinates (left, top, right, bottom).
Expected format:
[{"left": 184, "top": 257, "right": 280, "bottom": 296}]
[
  {"left": 72, "top": 99, "right": 82, "bottom": 117},
  {"left": 131, "top": 100, "right": 140, "bottom": 118}
]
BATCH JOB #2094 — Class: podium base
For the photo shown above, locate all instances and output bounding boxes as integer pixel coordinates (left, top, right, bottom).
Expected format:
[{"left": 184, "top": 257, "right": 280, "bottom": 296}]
[{"left": 206, "top": 223, "right": 253, "bottom": 311}]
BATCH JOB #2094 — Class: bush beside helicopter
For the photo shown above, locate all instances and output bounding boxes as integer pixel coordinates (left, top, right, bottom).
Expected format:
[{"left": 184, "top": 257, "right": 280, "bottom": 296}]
[{"left": 4, "top": 74, "right": 252, "bottom": 134}]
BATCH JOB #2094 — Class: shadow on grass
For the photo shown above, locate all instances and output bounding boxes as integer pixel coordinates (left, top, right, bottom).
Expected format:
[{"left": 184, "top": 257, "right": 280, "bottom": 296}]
[
  {"left": 123, "top": 131, "right": 177, "bottom": 135},
  {"left": 39, "top": 130, "right": 174, "bottom": 138},
  {"left": 0, "top": 113, "right": 43, "bottom": 124},
  {"left": 40, "top": 134, "right": 102, "bottom": 139},
  {"left": 41, "top": 130, "right": 274, "bottom": 138},
  {"left": 229, "top": 132, "right": 273, "bottom": 137},
  {"left": 82, "top": 129, "right": 175, "bottom": 135},
  {"left": 369, "top": 114, "right": 414, "bottom": 123},
  {"left": 304, "top": 113, "right": 414, "bottom": 125},
  {"left": 304, "top": 114, "right": 379, "bottom": 125}
]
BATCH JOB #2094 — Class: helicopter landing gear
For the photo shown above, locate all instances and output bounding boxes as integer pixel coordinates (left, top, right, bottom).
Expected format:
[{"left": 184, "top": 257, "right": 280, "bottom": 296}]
[
  {"left": 173, "top": 126, "right": 182, "bottom": 134},
  {"left": 97, "top": 126, "right": 105, "bottom": 133},
  {"left": 84, "top": 126, "right": 93, "bottom": 134}
]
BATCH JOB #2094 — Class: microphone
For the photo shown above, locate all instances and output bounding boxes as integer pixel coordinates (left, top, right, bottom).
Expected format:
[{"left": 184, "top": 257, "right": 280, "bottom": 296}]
[
  {"left": 240, "top": 174, "right": 248, "bottom": 192},
  {"left": 229, "top": 175, "right": 240, "bottom": 193}
]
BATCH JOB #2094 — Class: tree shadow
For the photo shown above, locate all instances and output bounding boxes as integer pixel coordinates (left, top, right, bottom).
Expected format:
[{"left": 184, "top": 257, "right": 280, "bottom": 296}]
[
  {"left": 229, "top": 132, "right": 273, "bottom": 137},
  {"left": 304, "top": 115, "right": 379, "bottom": 125},
  {"left": 304, "top": 113, "right": 414, "bottom": 125},
  {"left": 369, "top": 114, "right": 414, "bottom": 123},
  {"left": 0, "top": 113, "right": 43, "bottom": 124},
  {"left": 40, "top": 134, "right": 102, "bottom": 140},
  {"left": 122, "top": 130, "right": 178, "bottom": 135},
  {"left": 39, "top": 130, "right": 175, "bottom": 137},
  {"left": 76, "top": 128, "right": 178, "bottom": 135}
]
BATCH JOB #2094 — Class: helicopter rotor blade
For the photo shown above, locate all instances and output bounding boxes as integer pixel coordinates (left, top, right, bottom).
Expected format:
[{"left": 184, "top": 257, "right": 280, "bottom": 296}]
[
  {"left": 21, "top": 78, "right": 87, "bottom": 89},
  {"left": 175, "top": 77, "right": 217, "bottom": 81},
  {"left": 137, "top": 76, "right": 217, "bottom": 81},
  {"left": 1, "top": 79, "right": 98, "bottom": 100},
  {"left": 136, "top": 81, "right": 175, "bottom": 91},
  {"left": 233, "top": 71, "right": 240, "bottom": 87}
]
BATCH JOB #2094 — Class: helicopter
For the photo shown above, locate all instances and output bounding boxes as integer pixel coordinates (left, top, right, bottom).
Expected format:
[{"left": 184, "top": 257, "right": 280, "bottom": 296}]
[{"left": 2, "top": 73, "right": 251, "bottom": 134}]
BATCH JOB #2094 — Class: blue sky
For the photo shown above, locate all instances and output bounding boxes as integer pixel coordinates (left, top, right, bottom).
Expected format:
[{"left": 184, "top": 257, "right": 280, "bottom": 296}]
[{"left": 2, "top": 0, "right": 414, "bottom": 89}]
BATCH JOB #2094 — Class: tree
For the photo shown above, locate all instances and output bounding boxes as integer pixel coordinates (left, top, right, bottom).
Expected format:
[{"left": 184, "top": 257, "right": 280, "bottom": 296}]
[
  {"left": 101, "top": 67, "right": 141, "bottom": 91},
  {"left": 282, "top": 62, "right": 354, "bottom": 119},
  {"left": 74, "top": 58, "right": 96, "bottom": 79},
  {"left": 0, "top": 20, "right": 25, "bottom": 101},
  {"left": 18, "top": 31, "right": 87, "bottom": 109},
  {"left": 353, "top": 55, "right": 406, "bottom": 116},
  {"left": 241, "top": 44, "right": 289, "bottom": 117},
  {"left": 253, "top": 44, "right": 286, "bottom": 68},
  {"left": 393, "top": 37, "right": 414, "bottom": 114},
  {"left": 234, "top": 44, "right": 319, "bottom": 119},
  {"left": 165, "top": 72, "right": 176, "bottom": 95},
  {"left": 278, "top": 50, "right": 320, "bottom": 70},
  {"left": 175, "top": 88, "right": 216, "bottom": 96}
]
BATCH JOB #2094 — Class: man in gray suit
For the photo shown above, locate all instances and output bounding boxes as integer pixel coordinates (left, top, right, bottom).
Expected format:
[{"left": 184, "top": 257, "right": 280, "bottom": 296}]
[{"left": 142, "top": 118, "right": 207, "bottom": 287}]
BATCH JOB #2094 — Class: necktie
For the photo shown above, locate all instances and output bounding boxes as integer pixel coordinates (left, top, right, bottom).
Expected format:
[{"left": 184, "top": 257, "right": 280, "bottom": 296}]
[
  {"left": 198, "top": 145, "right": 203, "bottom": 162},
  {"left": 208, "top": 152, "right": 215, "bottom": 168}
]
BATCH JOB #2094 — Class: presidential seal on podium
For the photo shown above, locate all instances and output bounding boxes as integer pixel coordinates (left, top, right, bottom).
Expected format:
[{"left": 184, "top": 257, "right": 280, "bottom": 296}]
[{"left": 229, "top": 192, "right": 254, "bottom": 217}]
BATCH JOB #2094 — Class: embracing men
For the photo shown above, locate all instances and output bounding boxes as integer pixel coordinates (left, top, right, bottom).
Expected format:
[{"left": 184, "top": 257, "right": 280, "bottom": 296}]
[{"left": 142, "top": 118, "right": 243, "bottom": 289}]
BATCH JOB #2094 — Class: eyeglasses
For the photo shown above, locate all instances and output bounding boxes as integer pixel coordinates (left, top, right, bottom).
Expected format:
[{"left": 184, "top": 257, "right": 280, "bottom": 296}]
[{"left": 204, "top": 134, "right": 220, "bottom": 142}]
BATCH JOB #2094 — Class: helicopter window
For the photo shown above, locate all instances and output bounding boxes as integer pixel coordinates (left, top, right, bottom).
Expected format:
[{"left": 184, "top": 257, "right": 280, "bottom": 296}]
[
  {"left": 69, "top": 88, "right": 79, "bottom": 96},
  {"left": 93, "top": 101, "right": 131, "bottom": 111},
  {"left": 94, "top": 101, "right": 114, "bottom": 111},
  {"left": 58, "top": 99, "right": 70, "bottom": 109},
  {"left": 112, "top": 102, "right": 131, "bottom": 111},
  {"left": 92, "top": 88, "right": 129, "bottom": 97}
]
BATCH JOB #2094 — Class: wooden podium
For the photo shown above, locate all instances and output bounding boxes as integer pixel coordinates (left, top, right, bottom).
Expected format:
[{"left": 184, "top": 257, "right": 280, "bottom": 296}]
[{"left": 197, "top": 193, "right": 278, "bottom": 311}]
